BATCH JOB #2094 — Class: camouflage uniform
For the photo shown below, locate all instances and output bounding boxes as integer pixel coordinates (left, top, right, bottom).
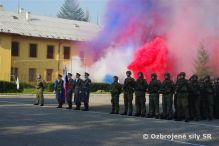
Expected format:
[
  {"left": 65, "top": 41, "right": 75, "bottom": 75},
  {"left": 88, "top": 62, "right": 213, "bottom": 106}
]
[
  {"left": 110, "top": 76, "right": 122, "bottom": 114},
  {"left": 160, "top": 73, "right": 174, "bottom": 120},
  {"left": 214, "top": 78, "right": 219, "bottom": 119},
  {"left": 203, "top": 75, "right": 214, "bottom": 120},
  {"left": 175, "top": 72, "right": 190, "bottom": 122},
  {"left": 35, "top": 78, "right": 45, "bottom": 106},
  {"left": 148, "top": 73, "right": 161, "bottom": 118},
  {"left": 134, "top": 72, "right": 148, "bottom": 117},
  {"left": 188, "top": 75, "right": 201, "bottom": 121},
  {"left": 122, "top": 71, "right": 135, "bottom": 116},
  {"left": 200, "top": 78, "right": 207, "bottom": 120},
  {"left": 174, "top": 75, "right": 180, "bottom": 119}
]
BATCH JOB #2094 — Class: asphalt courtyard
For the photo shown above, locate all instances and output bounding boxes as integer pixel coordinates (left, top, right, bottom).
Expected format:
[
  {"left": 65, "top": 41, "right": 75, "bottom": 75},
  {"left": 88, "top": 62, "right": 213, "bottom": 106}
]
[{"left": 0, "top": 94, "right": 218, "bottom": 146}]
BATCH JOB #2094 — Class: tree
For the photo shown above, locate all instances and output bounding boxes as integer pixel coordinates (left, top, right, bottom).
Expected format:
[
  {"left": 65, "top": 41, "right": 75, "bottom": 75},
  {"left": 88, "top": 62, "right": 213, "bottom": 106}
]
[
  {"left": 194, "top": 43, "right": 212, "bottom": 78},
  {"left": 57, "top": 0, "right": 89, "bottom": 22}
]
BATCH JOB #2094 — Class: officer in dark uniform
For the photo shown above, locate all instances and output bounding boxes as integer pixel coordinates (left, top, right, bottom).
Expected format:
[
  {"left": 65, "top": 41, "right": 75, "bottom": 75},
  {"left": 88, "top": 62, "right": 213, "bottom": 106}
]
[
  {"left": 110, "top": 76, "right": 122, "bottom": 114},
  {"left": 66, "top": 73, "right": 74, "bottom": 109},
  {"left": 160, "top": 73, "right": 175, "bottom": 120},
  {"left": 134, "top": 72, "right": 148, "bottom": 117},
  {"left": 54, "top": 74, "right": 64, "bottom": 108},
  {"left": 203, "top": 75, "right": 214, "bottom": 120},
  {"left": 74, "top": 73, "right": 83, "bottom": 110},
  {"left": 121, "top": 71, "right": 135, "bottom": 116},
  {"left": 82, "top": 72, "right": 92, "bottom": 111},
  {"left": 148, "top": 73, "right": 161, "bottom": 119},
  {"left": 175, "top": 72, "right": 190, "bottom": 122},
  {"left": 188, "top": 74, "right": 201, "bottom": 121}
]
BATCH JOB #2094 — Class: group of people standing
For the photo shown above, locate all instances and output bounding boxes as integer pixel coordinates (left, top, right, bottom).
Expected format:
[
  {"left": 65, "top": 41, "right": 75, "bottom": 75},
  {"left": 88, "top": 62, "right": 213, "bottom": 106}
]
[
  {"left": 110, "top": 71, "right": 219, "bottom": 122},
  {"left": 54, "top": 72, "right": 92, "bottom": 111},
  {"left": 34, "top": 72, "right": 92, "bottom": 111},
  {"left": 33, "top": 70, "right": 219, "bottom": 122}
]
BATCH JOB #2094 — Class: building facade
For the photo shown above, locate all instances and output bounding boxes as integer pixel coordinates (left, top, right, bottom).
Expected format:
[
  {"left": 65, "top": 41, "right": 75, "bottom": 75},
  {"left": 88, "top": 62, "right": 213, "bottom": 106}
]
[{"left": 0, "top": 6, "right": 100, "bottom": 83}]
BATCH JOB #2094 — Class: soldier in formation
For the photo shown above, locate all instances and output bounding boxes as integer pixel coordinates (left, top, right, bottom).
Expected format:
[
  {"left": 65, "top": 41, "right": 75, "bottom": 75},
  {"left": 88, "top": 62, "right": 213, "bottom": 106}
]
[
  {"left": 134, "top": 72, "right": 148, "bottom": 117},
  {"left": 175, "top": 72, "right": 190, "bottom": 122},
  {"left": 121, "top": 71, "right": 135, "bottom": 116},
  {"left": 203, "top": 75, "right": 214, "bottom": 120},
  {"left": 110, "top": 76, "right": 122, "bottom": 114},
  {"left": 188, "top": 75, "right": 201, "bottom": 121},
  {"left": 160, "top": 73, "right": 175, "bottom": 120},
  {"left": 147, "top": 73, "right": 161, "bottom": 119},
  {"left": 214, "top": 78, "right": 219, "bottom": 119}
]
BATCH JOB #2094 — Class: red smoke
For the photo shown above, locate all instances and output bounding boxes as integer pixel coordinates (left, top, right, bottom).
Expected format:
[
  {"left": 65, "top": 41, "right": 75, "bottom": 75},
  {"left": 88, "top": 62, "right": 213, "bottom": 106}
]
[{"left": 128, "top": 37, "right": 174, "bottom": 80}]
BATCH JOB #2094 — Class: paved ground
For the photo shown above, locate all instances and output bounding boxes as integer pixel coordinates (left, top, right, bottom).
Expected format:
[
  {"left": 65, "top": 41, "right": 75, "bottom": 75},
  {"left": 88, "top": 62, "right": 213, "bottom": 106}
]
[{"left": 0, "top": 94, "right": 218, "bottom": 146}]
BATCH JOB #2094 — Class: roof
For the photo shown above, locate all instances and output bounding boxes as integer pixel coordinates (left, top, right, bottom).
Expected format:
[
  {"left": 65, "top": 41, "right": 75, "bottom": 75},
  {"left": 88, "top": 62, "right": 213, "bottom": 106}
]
[{"left": 0, "top": 9, "right": 101, "bottom": 41}]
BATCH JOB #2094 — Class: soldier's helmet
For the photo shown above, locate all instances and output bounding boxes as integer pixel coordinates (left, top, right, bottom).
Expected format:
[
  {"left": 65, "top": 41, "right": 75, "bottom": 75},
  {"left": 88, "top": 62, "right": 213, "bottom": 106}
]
[
  {"left": 151, "top": 73, "right": 157, "bottom": 78},
  {"left": 164, "top": 73, "right": 170, "bottom": 78},
  {"left": 126, "top": 71, "right": 132, "bottom": 75},
  {"left": 179, "top": 72, "right": 186, "bottom": 77},
  {"left": 113, "top": 76, "right": 119, "bottom": 82},
  {"left": 190, "top": 74, "right": 198, "bottom": 80},
  {"left": 138, "top": 72, "right": 143, "bottom": 78},
  {"left": 204, "top": 75, "right": 210, "bottom": 81}
]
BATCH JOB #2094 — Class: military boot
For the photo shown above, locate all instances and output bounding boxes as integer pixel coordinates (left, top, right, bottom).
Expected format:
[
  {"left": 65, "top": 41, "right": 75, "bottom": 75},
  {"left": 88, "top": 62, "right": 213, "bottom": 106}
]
[{"left": 121, "top": 112, "right": 127, "bottom": 115}]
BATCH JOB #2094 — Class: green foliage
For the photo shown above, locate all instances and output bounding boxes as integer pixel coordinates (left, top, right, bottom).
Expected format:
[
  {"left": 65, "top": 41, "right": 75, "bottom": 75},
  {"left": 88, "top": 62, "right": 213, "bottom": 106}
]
[
  {"left": 0, "top": 81, "right": 111, "bottom": 93},
  {"left": 57, "top": 0, "right": 89, "bottom": 22},
  {"left": 0, "top": 81, "right": 23, "bottom": 93},
  {"left": 19, "top": 82, "right": 34, "bottom": 88},
  {"left": 46, "top": 82, "right": 55, "bottom": 92},
  {"left": 90, "top": 83, "right": 111, "bottom": 92},
  {"left": 194, "top": 43, "right": 212, "bottom": 78}
]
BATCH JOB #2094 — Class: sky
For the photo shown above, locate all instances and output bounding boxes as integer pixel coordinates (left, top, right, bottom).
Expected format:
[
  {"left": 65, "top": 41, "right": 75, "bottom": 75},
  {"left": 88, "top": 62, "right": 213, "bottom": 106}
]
[{"left": 0, "top": 0, "right": 108, "bottom": 23}]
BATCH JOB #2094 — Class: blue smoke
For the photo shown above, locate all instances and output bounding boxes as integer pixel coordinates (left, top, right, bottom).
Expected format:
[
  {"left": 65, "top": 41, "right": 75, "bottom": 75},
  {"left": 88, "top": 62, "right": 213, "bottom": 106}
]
[{"left": 103, "top": 74, "right": 113, "bottom": 84}]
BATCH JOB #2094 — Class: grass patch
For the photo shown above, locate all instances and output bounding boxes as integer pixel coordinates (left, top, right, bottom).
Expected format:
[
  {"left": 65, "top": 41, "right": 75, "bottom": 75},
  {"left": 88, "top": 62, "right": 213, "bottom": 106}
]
[{"left": 0, "top": 88, "right": 53, "bottom": 95}]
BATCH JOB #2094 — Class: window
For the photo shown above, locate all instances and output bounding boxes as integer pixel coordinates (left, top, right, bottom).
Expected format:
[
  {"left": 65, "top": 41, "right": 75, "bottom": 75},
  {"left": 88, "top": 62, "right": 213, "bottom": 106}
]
[
  {"left": 29, "top": 44, "right": 37, "bottom": 58},
  {"left": 47, "top": 45, "right": 54, "bottom": 59},
  {"left": 29, "top": 68, "right": 36, "bottom": 82},
  {"left": 46, "top": 69, "right": 53, "bottom": 81},
  {"left": 11, "top": 67, "right": 18, "bottom": 81},
  {"left": 64, "top": 47, "right": 70, "bottom": 59},
  {"left": 11, "top": 42, "right": 19, "bottom": 56}
]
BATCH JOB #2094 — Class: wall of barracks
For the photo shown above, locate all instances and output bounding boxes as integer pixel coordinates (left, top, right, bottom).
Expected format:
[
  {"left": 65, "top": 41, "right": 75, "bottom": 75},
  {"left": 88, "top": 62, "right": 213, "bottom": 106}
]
[{"left": 0, "top": 33, "right": 79, "bottom": 83}]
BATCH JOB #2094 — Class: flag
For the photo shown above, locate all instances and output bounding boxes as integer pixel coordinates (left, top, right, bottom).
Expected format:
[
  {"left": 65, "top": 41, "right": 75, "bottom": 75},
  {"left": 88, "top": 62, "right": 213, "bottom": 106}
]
[
  {"left": 63, "top": 67, "right": 69, "bottom": 99},
  {"left": 16, "top": 77, "right": 20, "bottom": 90}
]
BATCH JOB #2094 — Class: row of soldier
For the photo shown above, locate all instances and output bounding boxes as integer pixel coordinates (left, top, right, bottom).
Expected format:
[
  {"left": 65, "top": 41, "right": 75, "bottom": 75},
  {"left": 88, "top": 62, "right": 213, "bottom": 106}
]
[
  {"left": 110, "top": 71, "right": 219, "bottom": 122},
  {"left": 34, "top": 72, "right": 92, "bottom": 111}
]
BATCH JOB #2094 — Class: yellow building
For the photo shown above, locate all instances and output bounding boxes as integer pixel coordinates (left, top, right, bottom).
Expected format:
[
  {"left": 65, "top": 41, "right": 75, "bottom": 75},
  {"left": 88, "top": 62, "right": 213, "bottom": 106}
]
[{"left": 0, "top": 6, "right": 100, "bottom": 83}]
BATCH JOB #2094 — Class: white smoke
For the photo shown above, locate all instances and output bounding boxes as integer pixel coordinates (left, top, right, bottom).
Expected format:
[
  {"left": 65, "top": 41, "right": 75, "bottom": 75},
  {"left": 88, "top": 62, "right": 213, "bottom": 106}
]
[{"left": 67, "top": 46, "right": 134, "bottom": 82}]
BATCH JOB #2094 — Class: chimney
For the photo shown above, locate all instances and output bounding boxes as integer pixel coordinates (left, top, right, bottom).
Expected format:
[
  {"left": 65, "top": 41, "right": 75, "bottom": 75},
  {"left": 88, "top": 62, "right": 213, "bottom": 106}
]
[
  {"left": 25, "top": 11, "right": 31, "bottom": 21},
  {"left": 19, "top": 8, "right": 24, "bottom": 14},
  {"left": 0, "top": 5, "right": 4, "bottom": 11}
]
